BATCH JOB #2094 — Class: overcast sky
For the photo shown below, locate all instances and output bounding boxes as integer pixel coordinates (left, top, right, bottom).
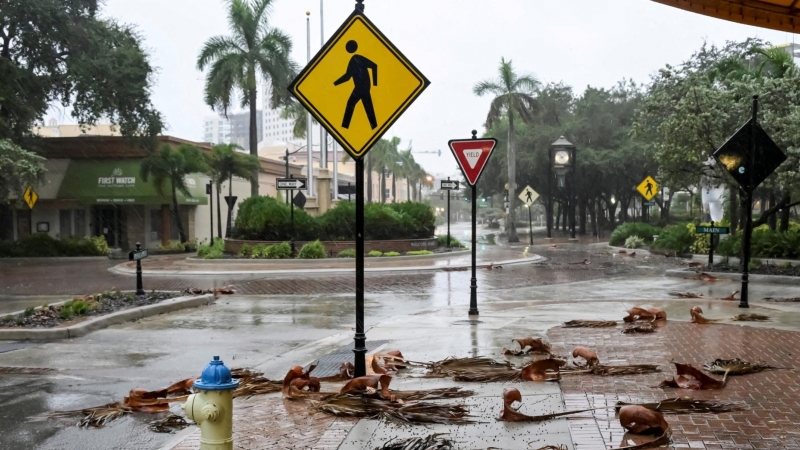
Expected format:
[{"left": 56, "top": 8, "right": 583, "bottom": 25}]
[{"left": 80, "top": 0, "right": 794, "bottom": 175}]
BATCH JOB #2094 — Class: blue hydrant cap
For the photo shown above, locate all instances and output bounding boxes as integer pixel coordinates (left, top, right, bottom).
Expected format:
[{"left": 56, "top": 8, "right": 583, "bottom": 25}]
[{"left": 193, "top": 356, "right": 239, "bottom": 391}]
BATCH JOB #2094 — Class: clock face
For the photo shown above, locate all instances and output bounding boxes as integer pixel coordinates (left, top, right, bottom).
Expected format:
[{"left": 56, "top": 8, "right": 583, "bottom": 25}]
[{"left": 555, "top": 150, "right": 570, "bottom": 165}]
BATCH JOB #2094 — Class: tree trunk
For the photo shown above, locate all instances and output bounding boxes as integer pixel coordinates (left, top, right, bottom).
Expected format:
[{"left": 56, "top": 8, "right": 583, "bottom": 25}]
[
  {"left": 406, "top": 178, "right": 410, "bottom": 202},
  {"left": 392, "top": 171, "right": 397, "bottom": 203},
  {"left": 620, "top": 198, "right": 630, "bottom": 222},
  {"left": 216, "top": 185, "right": 223, "bottom": 239},
  {"left": 579, "top": 199, "right": 587, "bottom": 235},
  {"left": 248, "top": 87, "right": 259, "bottom": 197},
  {"left": 226, "top": 174, "right": 234, "bottom": 238},
  {"left": 172, "top": 183, "right": 187, "bottom": 243},
  {"left": 561, "top": 203, "right": 568, "bottom": 231},
  {"left": 729, "top": 186, "right": 739, "bottom": 235},
  {"left": 507, "top": 110, "right": 519, "bottom": 242},
  {"left": 590, "top": 200, "right": 598, "bottom": 237},
  {"left": 780, "top": 194, "right": 792, "bottom": 232},
  {"left": 768, "top": 191, "right": 777, "bottom": 231},
  {"left": 607, "top": 198, "right": 617, "bottom": 228},
  {"left": 380, "top": 167, "right": 387, "bottom": 204}
]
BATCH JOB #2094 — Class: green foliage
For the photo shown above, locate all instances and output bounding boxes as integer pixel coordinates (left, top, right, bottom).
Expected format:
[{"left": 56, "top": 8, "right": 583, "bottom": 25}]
[
  {"left": 367, "top": 250, "right": 383, "bottom": 257},
  {"left": 297, "top": 240, "right": 326, "bottom": 259},
  {"left": 238, "top": 243, "right": 252, "bottom": 257},
  {"left": 718, "top": 228, "right": 800, "bottom": 259},
  {"left": 337, "top": 248, "right": 356, "bottom": 258},
  {"left": 650, "top": 224, "right": 695, "bottom": 254},
  {"left": 91, "top": 236, "right": 111, "bottom": 255},
  {"left": 125, "top": 293, "right": 135, "bottom": 302},
  {"left": 0, "top": 234, "right": 107, "bottom": 257},
  {"left": 158, "top": 240, "right": 186, "bottom": 252},
  {"left": 383, "top": 251, "right": 400, "bottom": 257},
  {"left": 263, "top": 242, "right": 292, "bottom": 259},
  {"left": 609, "top": 223, "right": 662, "bottom": 246},
  {"left": 24, "top": 307, "right": 35, "bottom": 317},
  {"left": 197, "top": 239, "right": 225, "bottom": 259},
  {"left": 624, "top": 235, "right": 645, "bottom": 249},
  {"left": 0, "top": 140, "right": 46, "bottom": 202},
  {"left": 407, "top": 250, "right": 433, "bottom": 255},
  {"left": 59, "top": 300, "right": 92, "bottom": 320},
  {"left": 438, "top": 235, "right": 464, "bottom": 248},
  {"left": 235, "top": 197, "right": 435, "bottom": 242}
]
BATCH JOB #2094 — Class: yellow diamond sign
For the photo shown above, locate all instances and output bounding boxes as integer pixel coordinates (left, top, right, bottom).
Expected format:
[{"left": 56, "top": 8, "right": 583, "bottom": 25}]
[
  {"left": 23, "top": 186, "right": 38, "bottom": 210},
  {"left": 636, "top": 176, "right": 659, "bottom": 201},
  {"left": 289, "top": 11, "right": 430, "bottom": 160}
]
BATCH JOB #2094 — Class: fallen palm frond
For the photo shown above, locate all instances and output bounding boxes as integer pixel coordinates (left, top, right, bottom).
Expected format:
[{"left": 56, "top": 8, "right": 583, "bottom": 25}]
[
  {"left": 690, "top": 306, "right": 724, "bottom": 324},
  {"left": 615, "top": 398, "right": 746, "bottom": 414},
  {"left": 731, "top": 313, "right": 770, "bottom": 322},
  {"left": 572, "top": 347, "right": 599, "bottom": 367},
  {"left": 148, "top": 413, "right": 190, "bottom": 433},
  {"left": 562, "top": 320, "right": 617, "bottom": 328},
  {"left": 393, "top": 387, "right": 475, "bottom": 401},
  {"left": 0, "top": 366, "right": 58, "bottom": 375},
  {"left": 660, "top": 362, "right": 728, "bottom": 390},
  {"left": 377, "top": 434, "right": 454, "bottom": 450},
  {"left": 669, "top": 292, "right": 703, "bottom": 299},
  {"left": 314, "top": 396, "right": 473, "bottom": 425},
  {"left": 703, "top": 358, "right": 779, "bottom": 375},
  {"left": 618, "top": 405, "right": 672, "bottom": 449},
  {"left": 499, "top": 387, "right": 605, "bottom": 422},
  {"left": 562, "top": 364, "right": 661, "bottom": 376},
  {"left": 41, "top": 403, "right": 131, "bottom": 428},
  {"left": 720, "top": 290, "right": 740, "bottom": 301},
  {"left": 532, "top": 447, "right": 568, "bottom": 450},
  {"left": 684, "top": 272, "right": 719, "bottom": 281},
  {"left": 233, "top": 373, "right": 282, "bottom": 398},
  {"left": 453, "top": 369, "right": 521, "bottom": 383},
  {"left": 623, "top": 323, "right": 656, "bottom": 334},
  {"left": 765, "top": 297, "right": 800, "bottom": 302},
  {"left": 423, "top": 357, "right": 513, "bottom": 378}
]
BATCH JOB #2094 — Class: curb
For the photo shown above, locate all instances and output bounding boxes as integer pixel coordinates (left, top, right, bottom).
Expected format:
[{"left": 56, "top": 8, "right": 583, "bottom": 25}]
[
  {"left": 185, "top": 249, "right": 472, "bottom": 264},
  {"left": 109, "top": 255, "right": 547, "bottom": 277},
  {"left": 665, "top": 269, "right": 800, "bottom": 285},
  {"left": 0, "top": 294, "right": 215, "bottom": 341}
]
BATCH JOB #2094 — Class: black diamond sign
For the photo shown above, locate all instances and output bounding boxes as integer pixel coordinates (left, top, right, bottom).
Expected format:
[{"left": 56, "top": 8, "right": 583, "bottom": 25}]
[{"left": 713, "top": 118, "right": 786, "bottom": 192}]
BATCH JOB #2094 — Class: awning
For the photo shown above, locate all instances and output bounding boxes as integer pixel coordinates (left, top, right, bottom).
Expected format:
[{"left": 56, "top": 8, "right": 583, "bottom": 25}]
[
  {"left": 57, "top": 160, "right": 208, "bottom": 206},
  {"left": 652, "top": 0, "right": 800, "bottom": 33}
]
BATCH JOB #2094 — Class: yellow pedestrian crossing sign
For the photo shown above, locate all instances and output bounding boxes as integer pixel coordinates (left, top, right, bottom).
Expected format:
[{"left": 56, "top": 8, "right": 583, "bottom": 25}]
[
  {"left": 289, "top": 10, "right": 430, "bottom": 160},
  {"left": 518, "top": 186, "right": 539, "bottom": 206},
  {"left": 23, "top": 186, "right": 38, "bottom": 210},
  {"left": 636, "top": 176, "right": 659, "bottom": 201}
]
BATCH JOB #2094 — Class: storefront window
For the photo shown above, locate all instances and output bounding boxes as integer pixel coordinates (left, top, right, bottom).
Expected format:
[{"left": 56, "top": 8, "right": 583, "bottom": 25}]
[
  {"left": 59, "top": 210, "right": 72, "bottom": 238},
  {"left": 74, "top": 210, "right": 86, "bottom": 238}
]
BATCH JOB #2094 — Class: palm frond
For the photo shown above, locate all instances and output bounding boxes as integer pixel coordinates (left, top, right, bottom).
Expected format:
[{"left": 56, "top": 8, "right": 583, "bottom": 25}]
[
  {"left": 473, "top": 79, "right": 504, "bottom": 97},
  {"left": 486, "top": 94, "right": 509, "bottom": 127},
  {"left": 702, "top": 358, "right": 779, "bottom": 375},
  {"left": 731, "top": 313, "right": 769, "bottom": 322},
  {"left": 148, "top": 413, "right": 190, "bottom": 433},
  {"left": 196, "top": 36, "right": 244, "bottom": 70},
  {"left": 377, "top": 434, "right": 454, "bottom": 450},
  {"left": 514, "top": 74, "right": 541, "bottom": 94},
  {"left": 392, "top": 388, "right": 474, "bottom": 401},
  {"left": 313, "top": 396, "right": 473, "bottom": 425},
  {"left": 563, "top": 320, "right": 617, "bottom": 328},
  {"left": 615, "top": 398, "right": 746, "bottom": 414}
]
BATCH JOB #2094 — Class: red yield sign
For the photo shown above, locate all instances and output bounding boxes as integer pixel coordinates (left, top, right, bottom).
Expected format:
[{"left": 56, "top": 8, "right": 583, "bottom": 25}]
[{"left": 449, "top": 138, "right": 497, "bottom": 186}]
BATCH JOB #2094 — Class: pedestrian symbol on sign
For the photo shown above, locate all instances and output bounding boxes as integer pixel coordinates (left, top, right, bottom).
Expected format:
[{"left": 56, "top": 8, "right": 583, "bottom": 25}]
[{"left": 335, "top": 40, "right": 379, "bottom": 130}]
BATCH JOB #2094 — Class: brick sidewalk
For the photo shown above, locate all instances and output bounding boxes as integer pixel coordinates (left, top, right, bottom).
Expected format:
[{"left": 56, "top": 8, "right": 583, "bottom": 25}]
[
  {"left": 171, "top": 394, "right": 357, "bottom": 450},
  {"left": 548, "top": 322, "right": 800, "bottom": 449}
]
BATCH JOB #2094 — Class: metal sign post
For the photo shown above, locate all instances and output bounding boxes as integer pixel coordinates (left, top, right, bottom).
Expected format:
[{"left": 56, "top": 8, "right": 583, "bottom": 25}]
[
  {"left": 277, "top": 177, "right": 308, "bottom": 256},
  {"left": 518, "top": 186, "right": 539, "bottom": 246},
  {"left": 696, "top": 223, "right": 730, "bottom": 267},
  {"left": 449, "top": 131, "right": 497, "bottom": 317},
  {"left": 128, "top": 242, "right": 148, "bottom": 295},
  {"left": 206, "top": 182, "right": 214, "bottom": 246},
  {"left": 713, "top": 95, "right": 786, "bottom": 308},
  {"left": 440, "top": 178, "right": 460, "bottom": 250},
  {"left": 288, "top": 0, "right": 429, "bottom": 378}
]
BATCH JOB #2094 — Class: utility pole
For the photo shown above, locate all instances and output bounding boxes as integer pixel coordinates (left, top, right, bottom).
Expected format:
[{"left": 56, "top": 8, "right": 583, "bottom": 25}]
[{"left": 306, "top": 11, "right": 314, "bottom": 197}]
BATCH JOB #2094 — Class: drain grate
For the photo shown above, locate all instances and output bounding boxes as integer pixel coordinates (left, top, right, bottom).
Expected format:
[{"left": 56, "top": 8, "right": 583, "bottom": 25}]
[
  {"left": 306, "top": 340, "right": 390, "bottom": 377},
  {"left": 0, "top": 343, "right": 34, "bottom": 354}
]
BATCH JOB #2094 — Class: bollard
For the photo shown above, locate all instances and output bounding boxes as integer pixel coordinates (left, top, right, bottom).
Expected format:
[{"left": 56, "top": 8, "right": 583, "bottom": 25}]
[{"left": 182, "top": 356, "right": 239, "bottom": 450}]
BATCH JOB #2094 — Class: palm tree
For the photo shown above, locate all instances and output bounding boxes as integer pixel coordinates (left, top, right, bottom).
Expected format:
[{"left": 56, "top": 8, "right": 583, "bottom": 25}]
[
  {"left": 206, "top": 143, "right": 261, "bottom": 237},
  {"left": 474, "top": 57, "right": 540, "bottom": 242},
  {"left": 395, "top": 148, "right": 416, "bottom": 202},
  {"left": 197, "top": 0, "right": 297, "bottom": 197},
  {"left": 140, "top": 144, "right": 207, "bottom": 244}
]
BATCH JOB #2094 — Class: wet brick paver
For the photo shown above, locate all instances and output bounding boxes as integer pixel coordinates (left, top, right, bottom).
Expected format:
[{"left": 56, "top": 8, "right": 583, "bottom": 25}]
[
  {"left": 171, "top": 395, "right": 357, "bottom": 450},
  {"left": 548, "top": 322, "right": 800, "bottom": 449}
]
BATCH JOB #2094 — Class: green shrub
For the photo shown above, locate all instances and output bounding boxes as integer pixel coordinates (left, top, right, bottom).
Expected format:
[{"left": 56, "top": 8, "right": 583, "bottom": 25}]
[
  {"left": 319, "top": 201, "right": 356, "bottom": 241},
  {"left": 0, "top": 234, "right": 108, "bottom": 257},
  {"left": 91, "top": 236, "right": 111, "bottom": 255},
  {"left": 264, "top": 242, "right": 292, "bottom": 259},
  {"left": 438, "top": 235, "right": 464, "bottom": 248},
  {"left": 59, "top": 299, "right": 92, "bottom": 320},
  {"left": 609, "top": 223, "right": 662, "bottom": 246},
  {"left": 298, "top": 240, "right": 326, "bottom": 259},
  {"left": 338, "top": 248, "right": 356, "bottom": 258},
  {"left": 158, "top": 240, "right": 186, "bottom": 252},
  {"left": 239, "top": 243, "right": 253, "bottom": 257},
  {"left": 24, "top": 307, "right": 35, "bottom": 317},
  {"left": 383, "top": 251, "right": 400, "bottom": 257},
  {"left": 650, "top": 224, "right": 694, "bottom": 254},
  {"left": 197, "top": 239, "right": 225, "bottom": 259},
  {"left": 386, "top": 202, "right": 436, "bottom": 239},
  {"left": 624, "top": 235, "right": 645, "bottom": 249},
  {"left": 407, "top": 250, "right": 433, "bottom": 255},
  {"left": 125, "top": 293, "right": 135, "bottom": 302},
  {"left": 234, "top": 196, "right": 319, "bottom": 241},
  {"left": 367, "top": 250, "right": 383, "bottom": 257}
]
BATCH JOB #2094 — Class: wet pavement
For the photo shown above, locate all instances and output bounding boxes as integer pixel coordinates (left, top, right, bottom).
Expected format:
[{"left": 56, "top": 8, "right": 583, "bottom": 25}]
[{"left": 2, "top": 237, "right": 800, "bottom": 449}]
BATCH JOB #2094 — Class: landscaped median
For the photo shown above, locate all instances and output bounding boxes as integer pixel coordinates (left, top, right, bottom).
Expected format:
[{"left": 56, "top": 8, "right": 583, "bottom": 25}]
[{"left": 0, "top": 292, "right": 216, "bottom": 340}]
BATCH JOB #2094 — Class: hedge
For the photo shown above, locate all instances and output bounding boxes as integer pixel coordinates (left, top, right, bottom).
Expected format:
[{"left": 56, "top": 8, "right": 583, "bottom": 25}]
[
  {"left": 717, "top": 224, "right": 800, "bottom": 259},
  {"left": 609, "top": 222, "right": 662, "bottom": 246},
  {"left": 233, "top": 196, "right": 435, "bottom": 242},
  {"left": 0, "top": 234, "right": 109, "bottom": 257}
]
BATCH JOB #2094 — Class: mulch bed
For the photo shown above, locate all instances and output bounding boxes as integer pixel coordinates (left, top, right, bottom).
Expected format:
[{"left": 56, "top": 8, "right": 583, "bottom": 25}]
[
  {"left": 707, "top": 263, "right": 800, "bottom": 277},
  {"left": 0, "top": 291, "right": 177, "bottom": 329}
]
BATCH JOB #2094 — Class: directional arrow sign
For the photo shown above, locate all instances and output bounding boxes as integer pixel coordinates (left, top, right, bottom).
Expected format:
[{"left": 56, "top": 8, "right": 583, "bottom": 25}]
[
  {"left": 440, "top": 180, "right": 460, "bottom": 191},
  {"left": 128, "top": 249, "right": 149, "bottom": 261},
  {"left": 277, "top": 178, "right": 308, "bottom": 190},
  {"left": 518, "top": 185, "right": 539, "bottom": 205},
  {"left": 449, "top": 138, "right": 497, "bottom": 186}
]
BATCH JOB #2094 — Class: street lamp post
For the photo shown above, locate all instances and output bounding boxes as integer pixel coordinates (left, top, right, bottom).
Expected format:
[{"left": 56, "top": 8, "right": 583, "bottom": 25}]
[
  {"left": 550, "top": 136, "right": 577, "bottom": 240},
  {"left": 305, "top": 11, "right": 314, "bottom": 198}
]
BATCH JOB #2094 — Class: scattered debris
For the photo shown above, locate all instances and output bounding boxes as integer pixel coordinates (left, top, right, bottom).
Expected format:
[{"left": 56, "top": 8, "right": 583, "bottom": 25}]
[
  {"left": 562, "top": 320, "right": 617, "bottom": 328},
  {"left": 764, "top": 297, "right": 800, "bottom": 302},
  {"left": 502, "top": 337, "right": 552, "bottom": 356},
  {"left": 648, "top": 307, "right": 667, "bottom": 321},
  {"left": 519, "top": 358, "right": 566, "bottom": 382},
  {"left": 0, "top": 366, "right": 58, "bottom": 375},
  {"left": 685, "top": 272, "right": 719, "bottom": 281},
  {"left": 690, "top": 306, "right": 722, "bottom": 324},
  {"left": 232, "top": 368, "right": 281, "bottom": 398},
  {"left": 703, "top": 358, "right": 778, "bottom": 376},
  {"left": 669, "top": 292, "right": 703, "bottom": 299},
  {"left": 563, "top": 364, "right": 661, "bottom": 376},
  {"left": 568, "top": 259, "right": 591, "bottom": 265},
  {"left": 183, "top": 285, "right": 236, "bottom": 297},
  {"left": 731, "top": 313, "right": 770, "bottom": 322},
  {"left": 623, "top": 323, "right": 656, "bottom": 334},
  {"left": 377, "top": 434, "right": 454, "bottom": 450},
  {"left": 313, "top": 396, "right": 473, "bottom": 425},
  {"left": 423, "top": 357, "right": 514, "bottom": 379},
  {"left": 618, "top": 250, "right": 627, "bottom": 254},
  {"left": 660, "top": 362, "right": 728, "bottom": 390},
  {"left": 499, "top": 387, "right": 601, "bottom": 422},
  {"left": 721, "top": 290, "right": 740, "bottom": 301},
  {"left": 618, "top": 405, "right": 672, "bottom": 449},
  {"left": 623, "top": 307, "right": 657, "bottom": 323},
  {"left": 441, "top": 266, "right": 468, "bottom": 272},
  {"left": 148, "top": 413, "right": 190, "bottom": 433},
  {"left": 572, "top": 346, "right": 599, "bottom": 367},
  {"left": 691, "top": 306, "right": 770, "bottom": 323},
  {"left": 282, "top": 364, "right": 322, "bottom": 398},
  {"left": 616, "top": 398, "right": 745, "bottom": 414}
]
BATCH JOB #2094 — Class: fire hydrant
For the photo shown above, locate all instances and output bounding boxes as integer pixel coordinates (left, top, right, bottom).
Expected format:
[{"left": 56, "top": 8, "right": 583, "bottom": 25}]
[{"left": 182, "top": 356, "right": 239, "bottom": 450}]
